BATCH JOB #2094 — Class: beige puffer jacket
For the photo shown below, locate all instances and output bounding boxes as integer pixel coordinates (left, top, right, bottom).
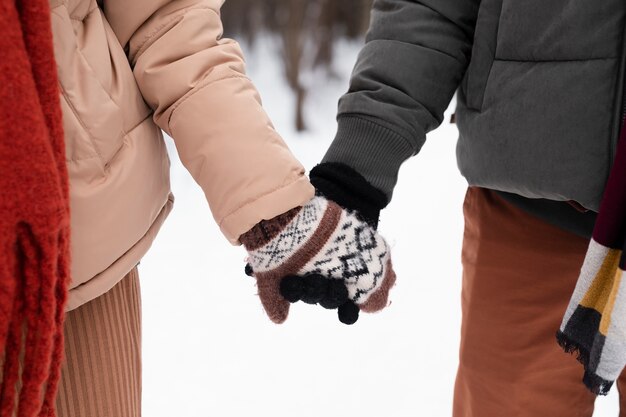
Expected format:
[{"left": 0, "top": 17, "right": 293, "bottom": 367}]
[{"left": 50, "top": 0, "right": 315, "bottom": 310}]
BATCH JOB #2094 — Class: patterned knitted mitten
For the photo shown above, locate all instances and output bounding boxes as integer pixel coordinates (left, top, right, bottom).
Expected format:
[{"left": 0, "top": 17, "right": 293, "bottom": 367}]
[{"left": 241, "top": 196, "right": 396, "bottom": 325}]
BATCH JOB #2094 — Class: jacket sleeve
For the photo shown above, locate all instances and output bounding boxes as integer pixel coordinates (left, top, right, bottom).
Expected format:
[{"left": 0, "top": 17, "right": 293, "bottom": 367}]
[
  {"left": 102, "top": 0, "right": 314, "bottom": 244},
  {"left": 320, "top": 0, "right": 480, "bottom": 202}
]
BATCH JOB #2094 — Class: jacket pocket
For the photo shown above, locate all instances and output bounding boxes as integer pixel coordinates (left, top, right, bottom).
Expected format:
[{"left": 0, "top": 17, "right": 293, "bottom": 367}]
[{"left": 463, "top": 0, "right": 504, "bottom": 111}]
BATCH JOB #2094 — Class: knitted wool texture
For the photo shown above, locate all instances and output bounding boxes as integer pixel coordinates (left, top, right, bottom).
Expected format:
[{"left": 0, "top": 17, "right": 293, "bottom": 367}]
[
  {"left": 309, "top": 163, "right": 388, "bottom": 228},
  {"left": 0, "top": 0, "right": 71, "bottom": 415},
  {"left": 241, "top": 196, "right": 395, "bottom": 324},
  {"left": 558, "top": 115, "right": 626, "bottom": 395}
]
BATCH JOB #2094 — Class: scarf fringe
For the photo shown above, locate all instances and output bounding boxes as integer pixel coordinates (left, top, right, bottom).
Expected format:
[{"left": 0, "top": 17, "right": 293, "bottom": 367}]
[
  {"left": 0, "top": 226, "right": 69, "bottom": 417},
  {"left": 556, "top": 331, "right": 614, "bottom": 395},
  {"left": 556, "top": 330, "right": 591, "bottom": 366},
  {"left": 583, "top": 370, "right": 614, "bottom": 397}
]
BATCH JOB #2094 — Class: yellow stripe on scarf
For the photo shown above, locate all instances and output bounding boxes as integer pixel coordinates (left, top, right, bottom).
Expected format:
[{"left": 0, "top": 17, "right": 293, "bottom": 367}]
[
  {"left": 600, "top": 269, "right": 623, "bottom": 336},
  {"left": 580, "top": 248, "right": 622, "bottom": 336}
]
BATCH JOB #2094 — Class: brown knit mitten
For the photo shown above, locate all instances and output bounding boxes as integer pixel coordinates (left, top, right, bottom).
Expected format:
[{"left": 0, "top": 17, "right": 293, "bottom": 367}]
[{"left": 241, "top": 196, "right": 396, "bottom": 325}]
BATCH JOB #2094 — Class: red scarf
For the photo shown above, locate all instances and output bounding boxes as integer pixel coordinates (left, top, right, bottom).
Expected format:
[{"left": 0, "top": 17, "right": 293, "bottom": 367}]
[{"left": 0, "top": 0, "right": 71, "bottom": 415}]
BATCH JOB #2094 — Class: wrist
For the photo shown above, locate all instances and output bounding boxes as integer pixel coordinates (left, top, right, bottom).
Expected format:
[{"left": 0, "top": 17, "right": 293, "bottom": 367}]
[
  {"left": 240, "top": 206, "right": 301, "bottom": 251},
  {"left": 310, "top": 162, "right": 387, "bottom": 228}
]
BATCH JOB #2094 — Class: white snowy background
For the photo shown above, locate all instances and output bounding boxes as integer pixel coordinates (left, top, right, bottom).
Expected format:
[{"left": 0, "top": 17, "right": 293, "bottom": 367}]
[{"left": 139, "top": 38, "right": 621, "bottom": 416}]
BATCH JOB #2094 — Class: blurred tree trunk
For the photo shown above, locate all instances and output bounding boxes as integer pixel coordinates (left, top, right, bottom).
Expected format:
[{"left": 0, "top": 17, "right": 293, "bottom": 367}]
[
  {"left": 279, "top": 0, "right": 311, "bottom": 131},
  {"left": 221, "top": 0, "right": 373, "bottom": 132},
  {"left": 314, "top": 0, "right": 335, "bottom": 68}
]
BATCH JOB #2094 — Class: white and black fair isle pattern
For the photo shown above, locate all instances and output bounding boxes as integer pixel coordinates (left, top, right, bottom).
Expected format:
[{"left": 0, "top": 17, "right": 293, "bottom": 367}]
[
  {"left": 246, "top": 197, "right": 327, "bottom": 272},
  {"left": 247, "top": 196, "right": 391, "bottom": 305}
]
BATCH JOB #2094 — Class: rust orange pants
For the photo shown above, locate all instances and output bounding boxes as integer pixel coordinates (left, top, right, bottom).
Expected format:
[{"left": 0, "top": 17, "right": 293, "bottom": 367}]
[{"left": 453, "top": 187, "right": 626, "bottom": 416}]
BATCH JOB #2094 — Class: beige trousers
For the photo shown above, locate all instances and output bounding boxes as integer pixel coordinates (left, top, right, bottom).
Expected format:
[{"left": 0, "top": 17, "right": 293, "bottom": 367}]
[{"left": 56, "top": 267, "right": 141, "bottom": 417}]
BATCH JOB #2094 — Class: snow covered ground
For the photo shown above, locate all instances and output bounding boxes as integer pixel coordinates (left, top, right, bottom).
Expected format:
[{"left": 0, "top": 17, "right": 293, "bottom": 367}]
[{"left": 139, "top": 38, "right": 620, "bottom": 416}]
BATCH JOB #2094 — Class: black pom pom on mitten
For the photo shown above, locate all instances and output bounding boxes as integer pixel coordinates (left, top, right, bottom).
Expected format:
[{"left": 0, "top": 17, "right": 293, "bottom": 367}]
[
  {"left": 280, "top": 275, "right": 303, "bottom": 302},
  {"left": 279, "top": 275, "right": 352, "bottom": 318},
  {"left": 319, "top": 280, "right": 349, "bottom": 309},
  {"left": 338, "top": 301, "right": 360, "bottom": 325},
  {"left": 300, "top": 274, "right": 328, "bottom": 304}
]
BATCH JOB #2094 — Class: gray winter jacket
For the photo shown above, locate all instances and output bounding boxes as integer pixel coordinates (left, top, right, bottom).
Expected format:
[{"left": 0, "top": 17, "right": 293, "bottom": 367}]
[{"left": 323, "top": 0, "right": 626, "bottom": 216}]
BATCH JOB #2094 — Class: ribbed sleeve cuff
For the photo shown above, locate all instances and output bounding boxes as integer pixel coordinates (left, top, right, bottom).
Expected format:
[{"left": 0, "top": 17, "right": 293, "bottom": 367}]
[
  {"left": 322, "top": 115, "right": 418, "bottom": 201},
  {"left": 310, "top": 163, "right": 387, "bottom": 228}
]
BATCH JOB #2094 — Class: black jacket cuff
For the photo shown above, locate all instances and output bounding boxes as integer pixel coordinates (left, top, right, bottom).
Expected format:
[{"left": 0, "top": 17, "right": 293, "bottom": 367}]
[{"left": 310, "top": 162, "right": 388, "bottom": 229}]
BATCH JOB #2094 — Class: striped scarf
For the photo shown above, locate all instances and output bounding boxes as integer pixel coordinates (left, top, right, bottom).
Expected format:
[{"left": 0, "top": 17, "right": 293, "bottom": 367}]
[
  {"left": 558, "top": 115, "right": 626, "bottom": 395},
  {"left": 0, "top": 0, "right": 71, "bottom": 415}
]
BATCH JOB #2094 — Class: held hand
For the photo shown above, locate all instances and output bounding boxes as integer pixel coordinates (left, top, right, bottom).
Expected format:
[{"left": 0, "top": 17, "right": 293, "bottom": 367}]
[{"left": 241, "top": 196, "right": 396, "bottom": 325}]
